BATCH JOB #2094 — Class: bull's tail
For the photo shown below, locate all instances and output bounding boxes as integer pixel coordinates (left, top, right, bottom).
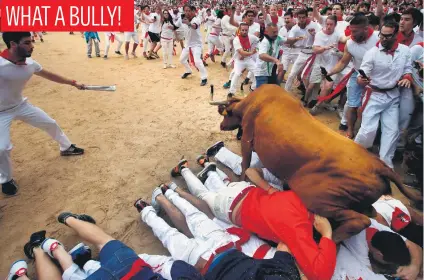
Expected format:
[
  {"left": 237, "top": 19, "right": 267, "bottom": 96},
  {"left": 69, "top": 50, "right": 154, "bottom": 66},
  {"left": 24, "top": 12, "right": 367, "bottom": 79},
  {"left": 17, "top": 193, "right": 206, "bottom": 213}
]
[{"left": 380, "top": 166, "right": 423, "bottom": 204}]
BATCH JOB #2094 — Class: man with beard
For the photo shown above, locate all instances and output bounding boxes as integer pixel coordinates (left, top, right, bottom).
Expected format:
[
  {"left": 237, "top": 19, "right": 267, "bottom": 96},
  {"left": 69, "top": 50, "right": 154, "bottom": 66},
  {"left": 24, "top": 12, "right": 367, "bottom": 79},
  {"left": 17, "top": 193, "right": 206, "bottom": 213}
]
[
  {"left": 355, "top": 21, "right": 413, "bottom": 169},
  {"left": 326, "top": 14, "right": 379, "bottom": 139},
  {"left": 0, "top": 32, "right": 84, "bottom": 196},
  {"left": 180, "top": 5, "right": 208, "bottom": 86}
]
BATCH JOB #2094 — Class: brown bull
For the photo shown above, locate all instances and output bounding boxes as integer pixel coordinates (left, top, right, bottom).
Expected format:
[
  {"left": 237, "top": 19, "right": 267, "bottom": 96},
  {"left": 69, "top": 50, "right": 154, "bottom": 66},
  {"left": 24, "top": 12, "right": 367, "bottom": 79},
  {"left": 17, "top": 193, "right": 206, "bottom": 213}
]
[{"left": 211, "top": 84, "right": 422, "bottom": 243}]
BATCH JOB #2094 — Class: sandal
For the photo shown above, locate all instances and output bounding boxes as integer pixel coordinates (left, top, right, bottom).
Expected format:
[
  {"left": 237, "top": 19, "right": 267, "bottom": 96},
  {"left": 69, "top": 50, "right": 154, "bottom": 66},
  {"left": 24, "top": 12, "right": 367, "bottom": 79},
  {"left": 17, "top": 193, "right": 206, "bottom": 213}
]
[{"left": 196, "top": 155, "right": 209, "bottom": 167}]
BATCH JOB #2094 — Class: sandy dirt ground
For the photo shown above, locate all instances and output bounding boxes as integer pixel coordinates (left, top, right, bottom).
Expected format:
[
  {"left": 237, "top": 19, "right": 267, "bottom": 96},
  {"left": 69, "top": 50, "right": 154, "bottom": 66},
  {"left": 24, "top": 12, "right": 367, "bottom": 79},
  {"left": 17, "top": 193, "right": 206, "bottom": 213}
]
[{"left": 0, "top": 32, "right": 413, "bottom": 276}]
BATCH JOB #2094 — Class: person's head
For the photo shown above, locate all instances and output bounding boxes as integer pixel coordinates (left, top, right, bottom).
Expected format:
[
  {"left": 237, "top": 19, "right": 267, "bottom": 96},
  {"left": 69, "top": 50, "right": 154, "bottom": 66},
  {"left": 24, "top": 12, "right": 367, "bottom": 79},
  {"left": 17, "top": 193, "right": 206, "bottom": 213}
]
[
  {"left": 216, "top": 10, "right": 224, "bottom": 19},
  {"left": 251, "top": 4, "right": 258, "bottom": 14},
  {"left": 265, "top": 22, "right": 279, "bottom": 40},
  {"left": 277, "top": 3, "right": 283, "bottom": 10},
  {"left": 357, "top": 2, "right": 371, "bottom": 13},
  {"left": 284, "top": 12, "right": 294, "bottom": 26},
  {"left": 307, "top": 7, "right": 314, "bottom": 20},
  {"left": 236, "top": 5, "right": 241, "bottom": 14},
  {"left": 143, "top": 5, "right": 150, "bottom": 13},
  {"left": 270, "top": 5, "right": 278, "bottom": 16},
  {"left": 332, "top": 3, "right": 344, "bottom": 17},
  {"left": 2, "top": 32, "right": 33, "bottom": 57},
  {"left": 183, "top": 5, "right": 196, "bottom": 19},
  {"left": 400, "top": 8, "right": 422, "bottom": 33},
  {"left": 297, "top": 9, "right": 308, "bottom": 25},
  {"left": 384, "top": 12, "right": 401, "bottom": 23},
  {"left": 163, "top": 10, "right": 171, "bottom": 21},
  {"left": 172, "top": 6, "right": 179, "bottom": 14},
  {"left": 258, "top": 13, "right": 265, "bottom": 25},
  {"left": 349, "top": 13, "right": 370, "bottom": 42},
  {"left": 244, "top": 10, "right": 256, "bottom": 24},
  {"left": 368, "top": 14, "right": 381, "bottom": 30},
  {"left": 239, "top": 22, "right": 249, "bottom": 37},
  {"left": 325, "top": 15, "right": 338, "bottom": 33},
  {"left": 155, "top": 6, "right": 161, "bottom": 13},
  {"left": 379, "top": 20, "right": 399, "bottom": 49},
  {"left": 370, "top": 231, "right": 411, "bottom": 266},
  {"left": 206, "top": 8, "right": 211, "bottom": 16}
]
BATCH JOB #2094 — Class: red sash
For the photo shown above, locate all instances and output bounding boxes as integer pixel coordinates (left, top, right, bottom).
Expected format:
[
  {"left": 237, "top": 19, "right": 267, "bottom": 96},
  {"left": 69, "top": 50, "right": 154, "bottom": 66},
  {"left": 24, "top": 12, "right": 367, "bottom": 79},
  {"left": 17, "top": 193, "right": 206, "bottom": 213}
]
[
  {"left": 318, "top": 69, "right": 354, "bottom": 102},
  {"left": 121, "top": 258, "right": 152, "bottom": 280},
  {"left": 110, "top": 34, "right": 115, "bottom": 43},
  {"left": 301, "top": 54, "right": 317, "bottom": 82},
  {"left": 0, "top": 49, "right": 26, "bottom": 65},
  {"left": 189, "top": 48, "right": 199, "bottom": 71},
  {"left": 391, "top": 207, "right": 411, "bottom": 231},
  {"left": 239, "top": 35, "right": 251, "bottom": 51},
  {"left": 253, "top": 244, "right": 272, "bottom": 259},
  {"left": 397, "top": 31, "right": 415, "bottom": 46},
  {"left": 226, "top": 227, "right": 250, "bottom": 249}
]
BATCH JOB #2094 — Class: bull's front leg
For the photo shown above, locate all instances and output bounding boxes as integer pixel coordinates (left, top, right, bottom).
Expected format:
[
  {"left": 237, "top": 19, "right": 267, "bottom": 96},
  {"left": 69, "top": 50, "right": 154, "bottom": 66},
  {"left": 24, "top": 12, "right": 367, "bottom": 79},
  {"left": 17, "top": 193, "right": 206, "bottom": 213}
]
[
  {"left": 332, "top": 209, "right": 371, "bottom": 243},
  {"left": 240, "top": 125, "right": 254, "bottom": 182}
]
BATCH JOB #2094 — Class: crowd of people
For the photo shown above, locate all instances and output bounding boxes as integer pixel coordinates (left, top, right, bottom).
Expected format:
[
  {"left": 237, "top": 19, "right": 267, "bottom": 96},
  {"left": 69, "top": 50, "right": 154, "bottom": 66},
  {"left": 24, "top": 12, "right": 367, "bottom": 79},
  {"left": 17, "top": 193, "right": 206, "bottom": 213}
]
[{"left": 1, "top": 0, "right": 424, "bottom": 279}]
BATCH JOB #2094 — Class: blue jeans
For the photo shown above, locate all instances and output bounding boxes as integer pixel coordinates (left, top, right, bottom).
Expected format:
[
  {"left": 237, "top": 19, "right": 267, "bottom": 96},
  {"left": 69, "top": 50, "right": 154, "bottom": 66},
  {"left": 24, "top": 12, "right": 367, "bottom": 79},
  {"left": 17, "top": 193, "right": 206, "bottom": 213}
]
[
  {"left": 347, "top": 72, "right": 363, "bottom": 108},
  {"left": 255, "top": 76, "right": 269, "bottom": 89},
  {"left": 86, "top": 240, "right": 162, "bottom": 279}
]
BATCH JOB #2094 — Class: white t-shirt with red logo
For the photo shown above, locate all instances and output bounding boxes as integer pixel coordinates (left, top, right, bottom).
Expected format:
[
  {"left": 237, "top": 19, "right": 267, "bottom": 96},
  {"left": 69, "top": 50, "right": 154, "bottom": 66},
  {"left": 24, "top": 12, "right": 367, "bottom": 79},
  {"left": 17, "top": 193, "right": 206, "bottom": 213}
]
[{"left": 373, "top": 196, "right": 411, "bottom": 229}]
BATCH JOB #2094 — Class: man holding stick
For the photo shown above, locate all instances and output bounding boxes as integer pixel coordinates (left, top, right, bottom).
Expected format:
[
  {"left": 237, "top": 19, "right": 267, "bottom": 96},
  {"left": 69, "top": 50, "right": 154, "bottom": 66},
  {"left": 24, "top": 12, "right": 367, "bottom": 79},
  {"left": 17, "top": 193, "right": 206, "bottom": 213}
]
[{"left": 0, "top": 32, "right": 85, "bottom": 196}]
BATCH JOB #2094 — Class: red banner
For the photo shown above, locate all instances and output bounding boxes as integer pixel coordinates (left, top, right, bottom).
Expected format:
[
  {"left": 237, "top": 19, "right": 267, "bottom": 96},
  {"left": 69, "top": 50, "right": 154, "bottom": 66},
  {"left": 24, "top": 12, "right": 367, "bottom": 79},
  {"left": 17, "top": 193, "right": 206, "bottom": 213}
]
[{"left": 0, "top": 0, "right": 134, "bottom": 32}]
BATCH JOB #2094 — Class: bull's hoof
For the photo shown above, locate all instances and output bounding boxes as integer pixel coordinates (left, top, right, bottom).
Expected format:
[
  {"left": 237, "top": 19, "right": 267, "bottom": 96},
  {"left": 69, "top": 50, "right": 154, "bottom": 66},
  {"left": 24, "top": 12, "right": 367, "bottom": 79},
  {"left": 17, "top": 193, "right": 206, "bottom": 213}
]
[{"left": 236, "top": 127, "right": 243, "bottom": 140}]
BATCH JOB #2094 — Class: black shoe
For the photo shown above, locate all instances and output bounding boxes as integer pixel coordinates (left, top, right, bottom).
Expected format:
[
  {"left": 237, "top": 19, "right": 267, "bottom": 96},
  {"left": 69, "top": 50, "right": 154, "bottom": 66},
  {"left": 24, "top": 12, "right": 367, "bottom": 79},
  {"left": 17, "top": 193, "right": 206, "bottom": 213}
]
[
  {"left": 96, "top": 54, "right": 101, "bottom": 57},
  {"left": 240, "top": 83, "right": 244, "bottom": 91},
  {"left": 236, "top": 127, "right": 243, "bottom": 140},
  {"left": 2, "top": 179, "right": 18, "bottom": 196},
  {"left": 200, "top": 79, "right": 207, "bottom": 86},
  {"left": 87, "top": 55, "right": 92, "bottom": 58},
  {"left": 197, "top": 163, "right": 217, "bottom": 183},
  {"left": 181, "top": 73, "right": 192, "bottom": 79},
  {"left": 115, "top": 51, "right": 122, "bottom": 55},
  {"left": 134, "top": 199, "right": 150, "bottom": 213},
  {"left": 339, "top": 123, "right": 348, "bottom": 131},
  {"left": 206, "top": 141, "right": 224, "bottom": 157},
  {"left": 69, "top": 243, "right": 92, "bottom": 269},
  {"left": 61, "top": 144, "right": 84, "bottom": 156},
  {"left": 24, "top": 230, "right": 46, "bottom": 259},
  {"left": 40, "top": 38, "right": 44, "bottom": 42},
  {"left": 243, "top": 78, "right": 250, "bottom": 85},
  {"left": 307, "top": 99, "right": 317, "bottom": 108},
  {"left": 160, "top": 183, "right": 170, "bottom": 194},
  {"left": 170, "top": 159, "right": 188, "bottom": 177},
  {"left": 227, "top": 93, "right": 234, "bottom": 99},
  {"left": 220, "top": 62, "right": 226, "bottom": 68},
  {"left": 58, "top": 212, "right": 96, "bottom": 225}
]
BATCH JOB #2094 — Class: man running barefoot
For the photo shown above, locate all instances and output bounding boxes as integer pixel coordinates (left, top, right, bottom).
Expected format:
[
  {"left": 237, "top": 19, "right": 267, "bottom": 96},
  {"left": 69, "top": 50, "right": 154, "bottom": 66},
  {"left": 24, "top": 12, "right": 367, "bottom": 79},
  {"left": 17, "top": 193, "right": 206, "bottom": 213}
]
[{"left": 0, "top": 32, "right": 84, "bottom": 196}]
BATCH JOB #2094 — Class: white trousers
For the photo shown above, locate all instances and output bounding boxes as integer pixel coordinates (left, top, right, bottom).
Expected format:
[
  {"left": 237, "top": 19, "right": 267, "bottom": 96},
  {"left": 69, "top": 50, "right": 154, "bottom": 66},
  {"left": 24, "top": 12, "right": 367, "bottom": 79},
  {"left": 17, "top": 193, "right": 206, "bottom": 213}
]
[
  {"left": 340, "top": 103, "right": 348, "bottom": 126},
  {"left": 142, "top": 205, "right": 210, "bottom": 265},
  {"left": 214, "top": 147, "right": 283, "bottom": 189},
  {"left": 182, "top": 167, "right": 252, "bottom": 223},
  {"left": 229, "top": 58, "right": 257, "bottom": 94},
  {"left": 284, "top": 52, "right": 310, "bottom": 91},
  {"left": 207, "top": 34, "right": 223, "bottom": 54},
  {"left": 221, "top": 35, "right": 233, "bottom": 63},
  {"left": 281, "top": 52, "right": 298, "bottom": 74},
  {"left": 398, "top": 87, "right": 415, "bottom": 148},
  {"left": 104, "top": 34, "right": 123, "bottom": 56},
  {"left": 0, "top": 101, "right": 72, "bottom": 183},
  {"left": 142, "top": 29, "right": 150, "bottom": 52},
  {"left": 161, "top": 39, "right": 174, "bottom": 66},
  {"left": 180, "top": 46, "right": 208, "bottom": 80},
  {"left": 204, "top": 162, "right": 230, "bottom": 187},
  {"left": 355, "top": 91, "right": 400, "bottom": 168}
]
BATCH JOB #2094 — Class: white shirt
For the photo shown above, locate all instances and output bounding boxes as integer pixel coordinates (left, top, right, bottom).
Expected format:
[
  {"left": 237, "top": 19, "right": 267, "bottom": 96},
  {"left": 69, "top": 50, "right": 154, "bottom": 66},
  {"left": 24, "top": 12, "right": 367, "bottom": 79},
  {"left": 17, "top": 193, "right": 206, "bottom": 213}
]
[
  {"left": 185, "top": 17, "right": 203, "bottom": 47},
  {"left": 161, "top": 21, "right": 175, "bottom": 40},
  {"left": 221, "top": 15, "right": 237, "bottom": 36},
  {"left": 141, "top": 13, "right": 151, "bottom": 32},
  {"left": 0, "top": 57, "right": 42, "bottom": 112},
  {"left": 345, "top": 32, "right": 379, "bottom": 70},
  {"left": 373, "top": 196, "right": 411, "bottom": 227},
  {"left": 205, "top": 15, "right": 216, "bottom": 28},
  {"left": 288, "top": 21, "right": 322, "bottom": 52},
  {"left": 254, "top": 36, "right": 287, "bottom": 76},
  {"left": 361, "top": 43, "right": 413, "bottom": 90},
  {"left": 319, "top": 15, "right": 350, "bottom": 35},
  {"left": 248, "top": 22, "right": 261, "bottom": 37},
  {"left": 313, "top": 30, "right": 342, "bottom": 69},
  {"left": 278, "top": 25, "right": 294, "bottom": 53},
  {"left": 343, "top": 219, "right": 407, "bottom": 268},
  {"left": 233, "top": 34, "right": 260, "bottom": 60},
  {"left": 332, "top": 245, "right": 387, "bottom": 280},
  {"left": 210, "top": 18, "right": 222, "bottom": 35},
  {"left": 234, "top": 13, "right": 243, "bottom": 23},
  {"left": 148, "top": 13, "right": 161, "bottom": 33}
]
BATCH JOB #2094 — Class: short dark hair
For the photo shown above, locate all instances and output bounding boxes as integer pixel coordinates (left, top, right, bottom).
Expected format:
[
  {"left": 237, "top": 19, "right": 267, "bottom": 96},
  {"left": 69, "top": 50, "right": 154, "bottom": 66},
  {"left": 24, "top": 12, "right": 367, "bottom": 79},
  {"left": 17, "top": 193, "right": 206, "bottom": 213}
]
[
  {"left": 384, "top": 12, "right": 401, "bottom": 23},
  {"left": 327, "top": 15, "right": 338, "bottom": 25},
  {"left": 371, "top": 231, "right": 411, "bottom": 266},
  {"left": 245, "top": 9, "right": 256, "bottom": 17},
  {"left": 2, "top": 32, "right": 32, "bottom": 49},
  {"left": 266, "top": 22, "right": 278, "bottom": 28},
  {"left": 334, "top": 3, "right": 345, "bottom": 10},
  {"left": 358, "top": 1, "right": 371, "bottom": 10},
  {"left": 307, "top": 7, "right": 313, "bottom": 12},
  {"left": 350, "top": 13, "right": 369, "bottom": 26},
  {"left": 402, "top": 8, "right": 423, "bottom": 27},
  {"left": 381, "top": 19, "right": 400, "bottom": 33},
  {"left": 284, "top": 12, "right": 293, "bottom": 18},
  {"left": 183, "top": 5, "right": 196, "bottom": 11},
  {"left": 216, "top": 10, "right": 224, "bottom": 19},
  {"left": 297, "top": 9, "right": 308, "bottom": 16},
  {"left": 368, "top": 13, "right": 381, "bottom": 26},
  {"left": 239, "top": 22, "right": 249, "bottom": 28}
]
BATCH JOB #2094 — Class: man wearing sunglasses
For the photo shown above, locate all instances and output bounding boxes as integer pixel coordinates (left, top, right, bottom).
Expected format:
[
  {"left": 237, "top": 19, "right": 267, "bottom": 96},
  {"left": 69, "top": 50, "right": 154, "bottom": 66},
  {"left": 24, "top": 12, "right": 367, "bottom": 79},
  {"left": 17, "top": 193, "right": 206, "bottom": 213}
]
[{"left": 354, "top": 21, "right": 413, "bottom": 169}]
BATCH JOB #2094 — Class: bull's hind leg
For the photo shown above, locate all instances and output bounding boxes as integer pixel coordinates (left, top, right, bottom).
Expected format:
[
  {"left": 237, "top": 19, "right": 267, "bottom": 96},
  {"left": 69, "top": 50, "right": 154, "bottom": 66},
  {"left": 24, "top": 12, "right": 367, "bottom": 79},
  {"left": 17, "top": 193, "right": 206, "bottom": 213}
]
[{"left": 332, "top": 209, "right": 371, "bottom": 243}]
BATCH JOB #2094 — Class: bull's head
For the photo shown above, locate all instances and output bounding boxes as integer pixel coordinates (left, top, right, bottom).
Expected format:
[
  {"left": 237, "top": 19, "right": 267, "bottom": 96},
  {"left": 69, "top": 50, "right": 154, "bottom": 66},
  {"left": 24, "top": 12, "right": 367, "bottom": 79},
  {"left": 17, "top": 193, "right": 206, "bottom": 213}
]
[{"left": 210, "top": 92, "right": 242, "bottom": 131}]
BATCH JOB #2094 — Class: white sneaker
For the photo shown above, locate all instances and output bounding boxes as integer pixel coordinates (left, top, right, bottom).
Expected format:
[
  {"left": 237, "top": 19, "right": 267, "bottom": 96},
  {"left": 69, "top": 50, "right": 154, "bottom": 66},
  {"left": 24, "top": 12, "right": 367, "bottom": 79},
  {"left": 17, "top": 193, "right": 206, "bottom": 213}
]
[
  {"left": 163, "top": 65, "right": 168, "bottom": 69},
  {"left": 168, "top": 64, "right": 176, "bottom": 68},
  {"left": 41, "top": 238, "right": 63, "bottom": 258},
  {"left": 125, "top": 55, "right": 129, "bottom": 60},
  {"left": 6, "top": 260, "right": 27, "bottom": 280}
]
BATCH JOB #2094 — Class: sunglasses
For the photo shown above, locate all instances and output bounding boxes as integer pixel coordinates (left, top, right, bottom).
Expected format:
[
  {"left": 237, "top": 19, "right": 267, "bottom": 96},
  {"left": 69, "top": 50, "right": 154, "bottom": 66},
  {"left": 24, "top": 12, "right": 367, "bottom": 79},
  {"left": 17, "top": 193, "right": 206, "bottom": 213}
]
[{"left": 379, "top": 32, "right": 396, "bottom": 39}]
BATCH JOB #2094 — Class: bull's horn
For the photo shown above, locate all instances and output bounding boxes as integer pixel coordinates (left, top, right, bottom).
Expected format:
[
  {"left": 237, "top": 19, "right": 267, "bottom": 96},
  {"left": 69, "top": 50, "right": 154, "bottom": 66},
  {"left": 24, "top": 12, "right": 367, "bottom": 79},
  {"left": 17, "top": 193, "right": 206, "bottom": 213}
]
[{"left": 209, "top": 100, "right": 230, "bottom": 106}]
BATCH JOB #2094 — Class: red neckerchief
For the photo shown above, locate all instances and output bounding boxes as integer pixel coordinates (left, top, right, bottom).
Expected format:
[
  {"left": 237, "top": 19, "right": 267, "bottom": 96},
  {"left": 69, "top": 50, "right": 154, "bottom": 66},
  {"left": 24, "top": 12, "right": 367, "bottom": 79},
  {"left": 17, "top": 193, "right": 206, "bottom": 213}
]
[
  {"left": 338, "top": 26, "right": 351, "bottom": 51},
  {"left": 366, "top": 227, "right": 379, "bottom": 248},
  {"left": 0, "top": 49, "right": 27, "bottom": 65},
  {"left": 397, "top": 31, "right": 415, "bottom": 46},
  {"left": 418, "top": 42, "right": 424, "bottom": 47},
  {"left": 144, "top": 11, "right": 150, "bottom": 16},
  {"left": 299, "top": 18, "right": 311, "bottom": 29},
  {"left": 376, "top": 41, "right": 399, "bottom": 56},
  {"left": 352, "top": 27, "right": 374, "bottom": 43},
  {"left": 337, "top": 15, "right": 343, "bottom": 21},
  {"left": 277, "top": 9, "right": 283, "bottom": 16},
  {"left": 238, "top": 34, "right": 251, "bottom": 51},
  {"left": 270, "top": 15, "right": 279, "bottom": 24}
]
